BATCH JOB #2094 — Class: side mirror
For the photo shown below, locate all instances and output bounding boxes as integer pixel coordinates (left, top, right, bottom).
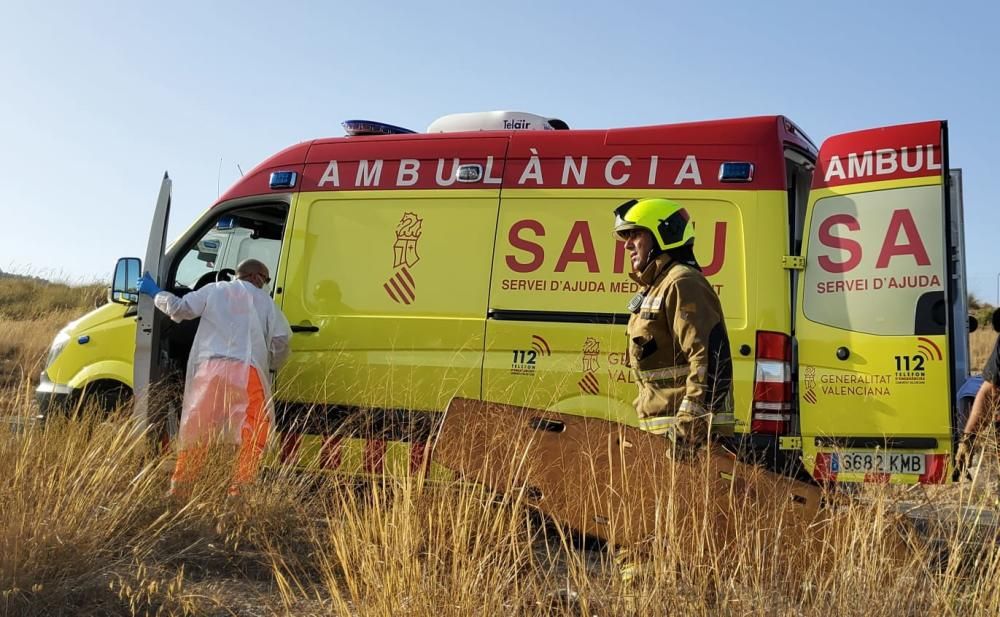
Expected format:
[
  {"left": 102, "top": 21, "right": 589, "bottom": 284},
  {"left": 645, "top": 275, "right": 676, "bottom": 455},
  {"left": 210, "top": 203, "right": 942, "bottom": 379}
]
[
  {"left": 969, "top": 315, "right": 979, "bottom": 333},
  {"left": 993, "top": 308, "right": 1000, "bottom": 333},
  {"left": 111, "top": 257, "right": 141, "bottom": 305}
]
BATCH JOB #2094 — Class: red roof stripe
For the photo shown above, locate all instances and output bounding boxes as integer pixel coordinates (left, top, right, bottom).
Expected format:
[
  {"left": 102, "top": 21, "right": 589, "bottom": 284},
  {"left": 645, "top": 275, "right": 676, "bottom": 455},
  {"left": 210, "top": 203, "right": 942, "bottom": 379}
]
[{"left": 213, "top": 116, "right": 810, "bottom": 204}]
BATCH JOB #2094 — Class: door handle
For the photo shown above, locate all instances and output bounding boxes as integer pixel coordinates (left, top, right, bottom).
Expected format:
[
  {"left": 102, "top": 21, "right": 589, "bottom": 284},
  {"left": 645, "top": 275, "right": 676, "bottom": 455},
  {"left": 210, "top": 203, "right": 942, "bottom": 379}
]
[
  {"left": 290, "top": 324, "right": 319, "bottom": 333},
  {"left": 529, "top": 417, "right": 566, "bottom": 433}
]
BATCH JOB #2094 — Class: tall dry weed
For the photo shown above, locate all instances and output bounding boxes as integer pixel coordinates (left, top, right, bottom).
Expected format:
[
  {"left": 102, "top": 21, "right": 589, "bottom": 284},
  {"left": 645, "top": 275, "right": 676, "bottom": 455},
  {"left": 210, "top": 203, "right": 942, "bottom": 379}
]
[
  {"left": 971, "top": 327, "right": 997, "bottom": 374},
  {"left": 252, "top": 446, "right": 1000, "bottom": 617},
  {"left": 3, "top": 383, "right": 1000, "bottom": 616},
  {"left": 0, "top": 381, "right": 319, "bottom": 616},
  {"left": 0, "top": 394, "right": 170, "bottom": 615},
  {"left": 2, "top": 282, "right": 1000, "bottom": 614},
  {"left": 0, "top": 278, "right": 104, "bottom": 321}
]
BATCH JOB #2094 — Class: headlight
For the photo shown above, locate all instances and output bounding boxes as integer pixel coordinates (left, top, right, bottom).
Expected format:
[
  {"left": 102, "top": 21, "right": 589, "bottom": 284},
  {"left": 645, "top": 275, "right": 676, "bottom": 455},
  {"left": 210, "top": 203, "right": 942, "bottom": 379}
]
[{"left": 45, "top": 328, "right": 72, "bottom": 369}]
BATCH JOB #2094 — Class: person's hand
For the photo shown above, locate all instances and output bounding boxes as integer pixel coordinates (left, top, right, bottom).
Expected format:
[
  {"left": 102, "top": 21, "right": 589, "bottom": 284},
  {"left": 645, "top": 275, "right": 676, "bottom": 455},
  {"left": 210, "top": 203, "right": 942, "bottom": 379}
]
[
  {"left": 671, "top": 404, "right": 709, "bottom": 458},
  {"left": 676, "top": 399, "right": 709, "bottom": 445},
  {"left": 137, "top": 272, "right": 162, "bottom": 297}
]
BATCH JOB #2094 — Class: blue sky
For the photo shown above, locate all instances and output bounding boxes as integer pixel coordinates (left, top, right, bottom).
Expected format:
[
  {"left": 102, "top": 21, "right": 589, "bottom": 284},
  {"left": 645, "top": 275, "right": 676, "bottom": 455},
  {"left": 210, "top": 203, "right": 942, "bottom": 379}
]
[{"left": 1, "top": 1, "right": 998, "bottom": 302}]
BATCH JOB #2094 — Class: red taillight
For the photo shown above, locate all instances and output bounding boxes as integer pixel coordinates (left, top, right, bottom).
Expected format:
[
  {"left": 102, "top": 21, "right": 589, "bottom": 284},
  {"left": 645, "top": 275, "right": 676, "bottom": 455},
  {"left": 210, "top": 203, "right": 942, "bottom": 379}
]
[
  {"left": 752, "top": 380, "right": 792, "bottom": 402},
  {"left": 751, "top": 331, "right": 792, "bottom": 435},
  {"left": 756, "top": 330, "right": 791, "bottom": 361}
]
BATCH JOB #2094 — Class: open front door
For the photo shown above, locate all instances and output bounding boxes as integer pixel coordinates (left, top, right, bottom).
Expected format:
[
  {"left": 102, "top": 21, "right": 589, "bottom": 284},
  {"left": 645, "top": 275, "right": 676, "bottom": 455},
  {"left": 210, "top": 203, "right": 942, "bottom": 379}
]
[
  {"left": 133, "top": 173, "right": 171, "bottom": 432},
  {"left": 797, "top": 122, "right": 954, "bottom": 484}
]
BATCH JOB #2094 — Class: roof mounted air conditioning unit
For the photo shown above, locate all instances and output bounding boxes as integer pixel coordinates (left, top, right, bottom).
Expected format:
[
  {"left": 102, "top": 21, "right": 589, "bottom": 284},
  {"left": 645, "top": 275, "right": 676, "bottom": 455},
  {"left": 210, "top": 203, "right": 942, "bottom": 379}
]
[{"left": 427, "top": 111, "right": 569, "bottom": 133}]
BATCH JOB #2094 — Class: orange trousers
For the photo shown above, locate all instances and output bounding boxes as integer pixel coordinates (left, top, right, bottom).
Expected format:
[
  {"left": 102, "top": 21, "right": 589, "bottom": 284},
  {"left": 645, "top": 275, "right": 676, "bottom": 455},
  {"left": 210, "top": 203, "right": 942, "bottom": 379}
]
[{"left": 169, "top": 365, "right": 270, "bottom": 497}]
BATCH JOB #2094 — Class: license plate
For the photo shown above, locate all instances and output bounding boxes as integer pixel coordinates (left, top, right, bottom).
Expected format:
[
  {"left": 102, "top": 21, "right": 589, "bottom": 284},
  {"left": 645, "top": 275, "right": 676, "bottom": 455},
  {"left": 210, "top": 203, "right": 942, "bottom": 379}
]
[{"left": 830, "top": 451, "right": 925, "bottom": 475}]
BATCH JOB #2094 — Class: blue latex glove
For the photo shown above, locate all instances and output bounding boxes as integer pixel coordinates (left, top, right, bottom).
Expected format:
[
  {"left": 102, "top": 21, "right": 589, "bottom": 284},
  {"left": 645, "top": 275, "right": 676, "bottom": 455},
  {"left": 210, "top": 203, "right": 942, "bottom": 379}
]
[{"left": 137, "top": 272, "right": 162, "bottom": 297}]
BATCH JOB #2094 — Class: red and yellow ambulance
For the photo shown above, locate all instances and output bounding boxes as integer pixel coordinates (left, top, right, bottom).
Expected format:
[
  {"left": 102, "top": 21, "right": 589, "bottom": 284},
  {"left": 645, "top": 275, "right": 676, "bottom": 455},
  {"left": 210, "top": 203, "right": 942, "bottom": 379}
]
[{"left": 39, "top": 112, "right": 971, "bottom": 484}]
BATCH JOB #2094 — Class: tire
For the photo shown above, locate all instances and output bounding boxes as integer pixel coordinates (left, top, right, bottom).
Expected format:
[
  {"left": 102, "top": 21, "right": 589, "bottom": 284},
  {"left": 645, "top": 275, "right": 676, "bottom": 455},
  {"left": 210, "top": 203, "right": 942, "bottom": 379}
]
[{"left": 83, "top": 382, "right": 132, "bottom": 415}]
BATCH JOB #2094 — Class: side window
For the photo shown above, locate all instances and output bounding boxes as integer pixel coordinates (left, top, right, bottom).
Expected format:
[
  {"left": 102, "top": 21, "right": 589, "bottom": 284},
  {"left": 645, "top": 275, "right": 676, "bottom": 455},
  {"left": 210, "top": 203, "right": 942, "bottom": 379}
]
[
  {"left": 803, "top": 185, "right": 945, "bottom": 335},
  {"left": 785, "top": 150, "right": 815, "bottom": 255},
  {"left": 172, "top": 209, "right": 287, "bottom": 291},
  {"left": 235, "top": 236, "right": 282, "bottom": 272}
]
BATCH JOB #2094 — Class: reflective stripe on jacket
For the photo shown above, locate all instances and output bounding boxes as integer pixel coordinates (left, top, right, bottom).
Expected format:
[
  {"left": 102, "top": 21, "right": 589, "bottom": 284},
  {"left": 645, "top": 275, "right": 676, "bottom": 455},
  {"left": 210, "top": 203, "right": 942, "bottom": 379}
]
[{"left": 638, "top": 412, "right": 737, "bottom": 436}]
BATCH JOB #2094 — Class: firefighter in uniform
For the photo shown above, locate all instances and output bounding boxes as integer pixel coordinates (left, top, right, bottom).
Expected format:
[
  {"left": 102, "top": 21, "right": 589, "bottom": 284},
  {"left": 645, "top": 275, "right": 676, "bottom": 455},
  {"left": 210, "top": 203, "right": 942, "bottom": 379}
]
[
  {"left": 612, "top": 198, "right": 735, "bottom": 586},
  {"left": 614, "top": 197, "right": 734, "bottom": 447}
]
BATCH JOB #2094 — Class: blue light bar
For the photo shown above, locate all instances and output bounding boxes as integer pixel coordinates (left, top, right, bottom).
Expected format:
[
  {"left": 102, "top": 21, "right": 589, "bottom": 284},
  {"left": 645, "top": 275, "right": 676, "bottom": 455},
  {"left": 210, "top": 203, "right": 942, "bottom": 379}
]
[
  {"left": 342, "top": 119, "right": 417, "bottom": 136},
  {"left": 216, "top": 216, "right": 236, "bottom": 230},
  {"left": 269, "top": 170, "right": 298, "bottom": 189},
  {"left": 719, "top": 162, "right": 754, "bottom": 182}
]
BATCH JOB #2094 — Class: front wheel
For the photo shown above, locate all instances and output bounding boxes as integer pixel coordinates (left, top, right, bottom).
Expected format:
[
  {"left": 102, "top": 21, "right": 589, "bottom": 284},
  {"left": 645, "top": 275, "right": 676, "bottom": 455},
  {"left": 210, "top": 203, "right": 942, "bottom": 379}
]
[{"left": 80, "top": 381, "right": 133, "bottom": 415}]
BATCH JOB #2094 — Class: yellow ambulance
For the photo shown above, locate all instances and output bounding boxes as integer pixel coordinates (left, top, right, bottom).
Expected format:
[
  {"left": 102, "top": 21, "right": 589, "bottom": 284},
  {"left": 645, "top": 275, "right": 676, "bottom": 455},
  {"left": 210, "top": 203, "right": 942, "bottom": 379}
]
[{"left": 38, "top": 112, "right": 972, "bottom": 484}]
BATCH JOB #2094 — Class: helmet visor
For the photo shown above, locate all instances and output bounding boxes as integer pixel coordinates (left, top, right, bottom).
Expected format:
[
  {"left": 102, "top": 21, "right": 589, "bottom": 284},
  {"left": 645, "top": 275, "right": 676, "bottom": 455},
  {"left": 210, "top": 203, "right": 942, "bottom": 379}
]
[{"left": 612, "top": 199, "right": 640, "bottom": 239}]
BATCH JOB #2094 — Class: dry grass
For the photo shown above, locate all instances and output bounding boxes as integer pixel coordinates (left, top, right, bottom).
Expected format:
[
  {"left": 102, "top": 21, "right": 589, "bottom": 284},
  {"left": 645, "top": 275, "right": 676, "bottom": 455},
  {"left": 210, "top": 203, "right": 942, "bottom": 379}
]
[
  {"left": 0, "top": 277, "right": 104, "bottom": 321},
  {"left": 3, "top": 280, "right": 1000, "bottom": 615},
  {"left": 2, "top": 387, "right": 1000, "bottom": 616},
  {"left": 0, "top": 278, "right": 104, "bottom": 390},
  {"left": 971, "top": 326, "right": 997, "bottom": 374}
]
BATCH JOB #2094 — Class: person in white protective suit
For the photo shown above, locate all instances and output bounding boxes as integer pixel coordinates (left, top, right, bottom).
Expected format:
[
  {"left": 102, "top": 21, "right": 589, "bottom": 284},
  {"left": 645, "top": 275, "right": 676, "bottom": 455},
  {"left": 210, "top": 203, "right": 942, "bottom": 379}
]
[{"left": 137, "top": 258, "right": 291, "bottom": 496}]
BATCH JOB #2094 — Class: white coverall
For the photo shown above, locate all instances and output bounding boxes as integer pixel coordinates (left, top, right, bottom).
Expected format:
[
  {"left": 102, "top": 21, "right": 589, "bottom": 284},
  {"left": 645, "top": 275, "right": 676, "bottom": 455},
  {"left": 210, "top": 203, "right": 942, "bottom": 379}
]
[{"left": 153, "top": 279, "right": 291, "bottom": 492}]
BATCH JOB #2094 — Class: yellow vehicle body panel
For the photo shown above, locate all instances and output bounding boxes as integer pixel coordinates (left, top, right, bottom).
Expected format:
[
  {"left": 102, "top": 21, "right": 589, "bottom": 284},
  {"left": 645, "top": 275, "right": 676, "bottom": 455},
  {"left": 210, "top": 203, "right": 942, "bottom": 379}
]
[
  {"left": 276, "top": 189, "right": 499, "bottom": 412},
  {"left": 272, "top": 187, "right": 786, "bottom": 445},
  {"left": 45, "top": 302, "right": 136, "bottom": 391},
  {"left": 798, "top": 174, "right": 952, "bottom": 484},
  {"left": 67, "top": 360, "right": 135, "bottom": 391},
  {"left": 482, "top": 188, "right": 786, "bottom": 435}
]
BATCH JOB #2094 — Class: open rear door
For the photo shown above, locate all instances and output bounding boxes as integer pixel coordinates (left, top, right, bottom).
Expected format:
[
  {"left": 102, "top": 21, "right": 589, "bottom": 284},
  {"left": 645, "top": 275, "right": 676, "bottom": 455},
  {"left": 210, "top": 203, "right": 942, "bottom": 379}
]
[
  {"left": 796, "top": 122, "right": 954, "bottom": 483},
  {"left": 133, "top": 173, "right": 171, "bottom": 432}
]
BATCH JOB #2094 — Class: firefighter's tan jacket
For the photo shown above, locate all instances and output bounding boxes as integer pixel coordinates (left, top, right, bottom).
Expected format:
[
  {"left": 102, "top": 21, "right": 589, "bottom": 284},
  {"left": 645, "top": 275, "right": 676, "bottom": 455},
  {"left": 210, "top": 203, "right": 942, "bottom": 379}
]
[{"left": 625, "top": 253, "right": 734, "bottom": 443}]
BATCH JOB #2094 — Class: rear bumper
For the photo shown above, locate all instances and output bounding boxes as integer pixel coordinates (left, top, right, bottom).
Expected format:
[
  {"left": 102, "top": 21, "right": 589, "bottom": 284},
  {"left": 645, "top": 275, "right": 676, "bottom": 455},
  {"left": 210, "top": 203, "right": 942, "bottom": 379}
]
[
  {"left": 731, "top": 432, "right": 812, "bottom": 481},
  {"left": 35, "top": 372, "right": 78, "bottom": 419}
]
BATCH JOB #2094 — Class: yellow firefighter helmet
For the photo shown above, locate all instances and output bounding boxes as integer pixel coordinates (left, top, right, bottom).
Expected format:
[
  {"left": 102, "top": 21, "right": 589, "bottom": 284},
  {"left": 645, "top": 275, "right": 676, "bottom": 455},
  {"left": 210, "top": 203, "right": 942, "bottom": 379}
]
[{"left": 613, "top": 198, "right": 695, "bottom": 251}]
